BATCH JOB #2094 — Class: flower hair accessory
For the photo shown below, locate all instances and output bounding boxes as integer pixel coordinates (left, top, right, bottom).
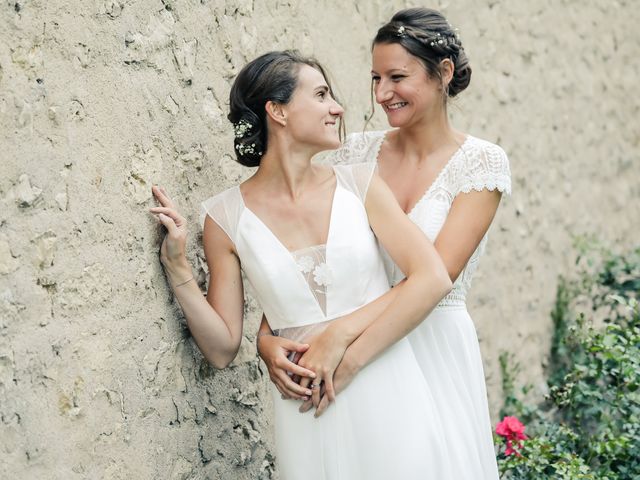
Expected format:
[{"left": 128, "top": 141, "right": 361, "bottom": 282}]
[
  {"left": 429, "top": 32, "right": 446, "bottom": 47},
  {"left": 233, "top": 119, "right": 252, "bottom": 139},
  {"left": 235, "top": 142, "right": 262, "bottom": 157},
  {"left": 396, "top": 25, "right": 406, "bottom": 36}
]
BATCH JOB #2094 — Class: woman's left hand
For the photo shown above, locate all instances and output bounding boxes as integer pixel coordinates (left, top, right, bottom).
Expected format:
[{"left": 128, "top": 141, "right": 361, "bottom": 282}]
[
  {"left": 296, "top": 325, "right": 350, "bottom": 410},
  {"left": 150, "top": 185, "right": 188, "bottom": 268},
  {"left": 299, "top": 351, "right": 360, "bottom": 417}
]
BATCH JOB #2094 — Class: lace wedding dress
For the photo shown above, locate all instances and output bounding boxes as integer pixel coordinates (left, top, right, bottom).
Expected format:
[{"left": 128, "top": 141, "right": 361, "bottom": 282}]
[
  {"left": 201, "top": 162, "right": 454, "bottom": 479},
  {"left": 326, "top": 131, "right": 511, "bottom": 480}
]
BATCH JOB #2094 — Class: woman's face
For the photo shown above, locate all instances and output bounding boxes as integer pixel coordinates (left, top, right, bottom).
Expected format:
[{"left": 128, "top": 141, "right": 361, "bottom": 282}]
[
  {"left": 283, "top": 64, "right": 344, "bottom": 152},
  {"left": 371, "top": 42, "right": 443, "bottom": 128}
]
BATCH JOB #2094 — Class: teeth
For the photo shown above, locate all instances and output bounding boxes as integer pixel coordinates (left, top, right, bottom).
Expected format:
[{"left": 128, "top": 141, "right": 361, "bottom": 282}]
[{"left": 387, "top": 102, "right": 408, "bottom": 110}]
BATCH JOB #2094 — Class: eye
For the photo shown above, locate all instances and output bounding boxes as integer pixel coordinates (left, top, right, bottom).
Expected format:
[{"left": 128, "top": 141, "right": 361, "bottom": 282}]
[
  {"left": 317, "top": 90, "right": 327, "bottom": 100},
  {"left": 391, "top": 75, "right": 406, "bottom": 82},
  {"left": 371, "top": 75, "right": 381, "bottom": 83}
]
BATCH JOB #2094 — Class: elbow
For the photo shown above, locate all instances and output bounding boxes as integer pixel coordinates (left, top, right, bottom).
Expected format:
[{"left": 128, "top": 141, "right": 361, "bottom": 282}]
[
  {"left": 209, "top": 357, "right": 232, "bottom": 369},
  {"left": 434, "top": 264, "right": 453, "bottom": 298},
  {"left": 440, "top": 272, "right": 453, "bottom": 297},
  {"left": 205, "top": 348, "right": 238, "bottom": 370}
]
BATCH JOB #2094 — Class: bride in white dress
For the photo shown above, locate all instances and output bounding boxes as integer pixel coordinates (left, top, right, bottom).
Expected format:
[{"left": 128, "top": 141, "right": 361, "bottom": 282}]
[
  {"left": 150, "top": 50, "right": 457, "bottom": 479},
  {"left": 258, "top": 8, "right": 511, "bottom": 480}
]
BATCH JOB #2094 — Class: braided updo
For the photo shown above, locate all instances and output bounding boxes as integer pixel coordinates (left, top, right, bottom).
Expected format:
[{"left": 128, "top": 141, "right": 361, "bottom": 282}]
[{"left": 373, "top": 8, "right": 471, "bottom": 97}]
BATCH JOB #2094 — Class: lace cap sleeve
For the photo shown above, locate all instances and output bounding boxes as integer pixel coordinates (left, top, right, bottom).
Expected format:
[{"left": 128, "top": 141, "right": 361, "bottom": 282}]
[
  {"left": 456, "top": 140, "right": 512, "bottom": 196},
  {"left": 199, "top": 187, "right": 243, "bottom": 244},
  {"left": 334, "top": 162, "right": 378, "bottom": 204},
  {"left": 320, "top": 131, "right": 386, "bottom": 166}
]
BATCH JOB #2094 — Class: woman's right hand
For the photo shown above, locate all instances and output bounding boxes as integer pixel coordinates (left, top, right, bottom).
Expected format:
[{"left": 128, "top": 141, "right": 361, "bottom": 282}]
[
  {"left": 257, "top": 334, "right": 317, "bottom": 401},
  {"left": 150, "top": 185, "right": 188, "bottom": 268}
]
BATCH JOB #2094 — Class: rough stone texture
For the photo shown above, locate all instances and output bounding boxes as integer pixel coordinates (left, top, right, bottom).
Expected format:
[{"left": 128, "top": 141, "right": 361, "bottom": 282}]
[{"left": 1, "top": 0, "right": 638, "bottom": 478}]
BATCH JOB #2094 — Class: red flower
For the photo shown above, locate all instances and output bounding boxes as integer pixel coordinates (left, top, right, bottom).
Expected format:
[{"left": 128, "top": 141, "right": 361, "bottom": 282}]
[{"left": 496, "top": 416, "right": 528, "bottom": 456}]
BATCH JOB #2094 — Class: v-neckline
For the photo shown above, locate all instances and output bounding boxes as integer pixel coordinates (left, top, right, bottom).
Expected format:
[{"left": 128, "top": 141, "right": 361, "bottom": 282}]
[
  {"left": 236, "top": 167, "right": 340, "bottom": 254},
  {"left": 374, "top": 131, "right": 472, "bottom": 217}
]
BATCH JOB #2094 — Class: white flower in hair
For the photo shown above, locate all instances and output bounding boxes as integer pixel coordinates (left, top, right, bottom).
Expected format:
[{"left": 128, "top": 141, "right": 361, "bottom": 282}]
[
  {"left": 233, "top": 119, "right": 252, "bottom": 139},
  {"left": 312, "top": 263, "right": 332, "bottom": 287},
  {"left": 297, "top": 255, "right": 314, "bottom": 274}
]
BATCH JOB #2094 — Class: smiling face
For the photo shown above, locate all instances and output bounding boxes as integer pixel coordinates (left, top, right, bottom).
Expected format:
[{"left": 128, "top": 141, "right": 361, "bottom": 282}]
[
  {"left": 371, "top": 42, "right": 444, "bottom": 128},
  {"left": 282, "top": 64, "right": 344, "bottom": 153}
]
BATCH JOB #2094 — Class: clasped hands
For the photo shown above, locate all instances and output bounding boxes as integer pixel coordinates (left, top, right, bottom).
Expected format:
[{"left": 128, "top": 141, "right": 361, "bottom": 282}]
[{"left": 257, "top": 325, "right": 358, "bottom": 417}]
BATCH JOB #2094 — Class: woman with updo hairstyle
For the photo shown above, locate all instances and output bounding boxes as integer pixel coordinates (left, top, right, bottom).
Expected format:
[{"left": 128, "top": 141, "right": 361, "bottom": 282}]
[
  {"left": 258, "top": 8, "right": 510, "bottom": 479},
  {"left": 151, "top": 49, "right": 459, "bottom": 478}
]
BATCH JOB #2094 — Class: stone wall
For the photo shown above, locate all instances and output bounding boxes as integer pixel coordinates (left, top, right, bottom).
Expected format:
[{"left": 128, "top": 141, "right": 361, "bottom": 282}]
[{"left": 1, "top": 0, "right": 638, "bottom": 478}]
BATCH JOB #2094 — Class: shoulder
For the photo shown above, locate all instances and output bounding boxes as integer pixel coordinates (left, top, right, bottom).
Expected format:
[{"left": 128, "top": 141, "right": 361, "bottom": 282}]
[
  {"left": 200, "top": 185, "right": 240, "bottom": 213},
  {"left": 199, "top": 186, "right": 243, "bottom": 235},
  {"left": 333, "top": 161, "right": 379, "bottom": 204},
  {"left": 464, "top": 136, "right": 509, "bottom": 162},
  {"left": 455, "top": 136, "right": 512, "bottom": 195},
  {"left": 320, "top": 130, "right": 388, "bottom": 165}
]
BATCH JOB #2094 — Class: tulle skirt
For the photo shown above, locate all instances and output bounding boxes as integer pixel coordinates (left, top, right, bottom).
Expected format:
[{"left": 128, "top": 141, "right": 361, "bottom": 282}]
[
  {"left": 408, "top": 306, "right": 500, "bottom": 480},
  {"left": 272, "top": 338, "right": 454, "bottom": 480}
]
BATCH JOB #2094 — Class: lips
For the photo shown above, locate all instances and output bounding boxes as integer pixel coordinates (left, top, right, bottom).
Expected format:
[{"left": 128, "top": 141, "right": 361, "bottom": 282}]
[{"left": 385, "top": 102, "right": 408, "bottom": 111}]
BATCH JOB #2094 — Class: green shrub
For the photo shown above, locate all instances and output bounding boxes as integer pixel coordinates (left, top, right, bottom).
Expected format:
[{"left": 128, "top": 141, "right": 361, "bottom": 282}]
[{"left": 496, "top": 242, "right": 640, "bottom": 479}]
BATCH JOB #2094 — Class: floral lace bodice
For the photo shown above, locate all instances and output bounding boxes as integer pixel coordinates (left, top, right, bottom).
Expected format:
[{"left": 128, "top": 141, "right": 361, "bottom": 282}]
[{"left": 323, "top": 131, "right": 511, "bottom": 308}]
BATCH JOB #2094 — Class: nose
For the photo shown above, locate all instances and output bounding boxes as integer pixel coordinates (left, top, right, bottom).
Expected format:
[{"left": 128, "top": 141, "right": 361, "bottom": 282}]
[
  {"left": 330, "top": 98, "right": 344, "bottom": 117},
  {"left": 374, "top": 79, "right": 393, "bottom": 105}
]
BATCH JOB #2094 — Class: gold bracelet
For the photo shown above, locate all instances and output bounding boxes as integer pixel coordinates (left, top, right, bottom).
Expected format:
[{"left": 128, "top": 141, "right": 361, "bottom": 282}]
[{"left": 173, "top": 276, "right": 194, "bottom": 288}]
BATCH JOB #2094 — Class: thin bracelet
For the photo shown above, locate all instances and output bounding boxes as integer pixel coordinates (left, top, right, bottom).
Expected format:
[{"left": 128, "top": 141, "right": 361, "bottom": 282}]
[{"left": 173, "top": 276, "right": 194, "bottom": 288}]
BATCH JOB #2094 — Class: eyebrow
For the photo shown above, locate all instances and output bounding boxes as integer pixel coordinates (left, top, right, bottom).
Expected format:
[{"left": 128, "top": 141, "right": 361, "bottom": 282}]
[
  {"left": 371, "top": 68, "right": 408, "bottom": 75},
  {"left": 314, "top": 85, "right": 329, "bottom": 92}
]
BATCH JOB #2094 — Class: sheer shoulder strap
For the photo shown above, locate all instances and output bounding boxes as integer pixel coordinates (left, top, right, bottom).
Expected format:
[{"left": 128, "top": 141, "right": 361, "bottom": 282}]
[
  {"left": 199, "top": 187, "right": 244, "bottom": 244},
  {"left": 456, "top": 138, "right": 512, "bottom": 196},
  {"left": 334, "top": 162, "right": 378, "bottom": 204},
  {"left": 320, "top": 131, "right": 386, "bottom": 166}
]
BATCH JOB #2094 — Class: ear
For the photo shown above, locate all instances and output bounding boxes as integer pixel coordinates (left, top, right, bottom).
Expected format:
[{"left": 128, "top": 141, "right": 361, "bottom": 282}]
[
  {"left": 439, "top": 58, "right": 454, "bottom": 89},
  {"left": 265, "top": 100, "right": 287, "bottom": 127}
]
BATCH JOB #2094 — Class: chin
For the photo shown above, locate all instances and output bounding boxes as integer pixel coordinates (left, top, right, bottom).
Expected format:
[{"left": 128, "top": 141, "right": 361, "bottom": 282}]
[{"left": 323, "top": 139, "right": 341, "bottom": 150}]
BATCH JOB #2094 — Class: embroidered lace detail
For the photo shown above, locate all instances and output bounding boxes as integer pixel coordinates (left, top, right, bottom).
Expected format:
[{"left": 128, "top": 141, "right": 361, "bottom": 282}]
[
  {"left": 320, "top": 131, "right": 385, "bottom": 166},
  {"left": 275, "top": 245, "right": 332, "bottom": 347},
  {"left": 291, "top": 245, "right": 330, "bottom": 315},
  {"left": 327, "top": 132, "right": 512, "bottom": 310}
]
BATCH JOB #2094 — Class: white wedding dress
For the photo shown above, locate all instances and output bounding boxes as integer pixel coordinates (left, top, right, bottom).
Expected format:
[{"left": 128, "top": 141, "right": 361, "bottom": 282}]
[
  {"left": 325, "top": 131, "right": 511, "bottom": 480},
  {"left": 201, "top": 162, "right": 454, "bottom": 480}
]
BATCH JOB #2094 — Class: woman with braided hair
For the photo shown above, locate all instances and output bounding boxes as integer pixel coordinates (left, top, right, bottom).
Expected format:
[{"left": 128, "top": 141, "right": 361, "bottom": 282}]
[{"left": 258, "top": 7, "right": 508, "bottom": 479}]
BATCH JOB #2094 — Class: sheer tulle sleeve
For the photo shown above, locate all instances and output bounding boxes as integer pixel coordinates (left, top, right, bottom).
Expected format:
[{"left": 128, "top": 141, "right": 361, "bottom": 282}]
[
  {"left": 456, "top": 142, "right": 512, "bottom": 196},
  {"left": 334, "top": 162, "right": 378, "bottom": 204},
  {"left": 199, "top": 187, "right": 243, "bottom": 244}
]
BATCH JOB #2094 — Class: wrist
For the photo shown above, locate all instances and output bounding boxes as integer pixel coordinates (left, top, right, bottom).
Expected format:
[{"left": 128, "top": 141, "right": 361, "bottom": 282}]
[
  {"left": 164, "top": 261, "right": 192, "bottom": 283},
  {"left": 326, "top": 322, "right": 352, "bottom": 350}
]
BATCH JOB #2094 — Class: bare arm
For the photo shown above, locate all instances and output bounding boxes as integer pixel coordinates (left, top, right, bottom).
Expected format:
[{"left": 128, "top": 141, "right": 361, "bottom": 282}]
[
  {"left": 299, "top": 174, "right": 451, "bottom": 413},
  {"left": 150, "top": 186, "right": 244, "bottom": 369},
  {"left": 434, "top": 188, "right": 502, "bottom": 282},
  {"left": 334, "top": 173, "right": 452, "bottom": 372},
  {"left": 308, "top": 188, "right": 503, "bottom": 415}
]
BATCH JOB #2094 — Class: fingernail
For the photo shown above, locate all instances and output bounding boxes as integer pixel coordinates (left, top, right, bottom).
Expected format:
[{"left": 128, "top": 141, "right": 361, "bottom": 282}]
[
  {"left": 310, "top": 373, "right": 317, "bottom": 378},
  {"left": 306, "top": 390, "right": 312, "bottom": 396}
]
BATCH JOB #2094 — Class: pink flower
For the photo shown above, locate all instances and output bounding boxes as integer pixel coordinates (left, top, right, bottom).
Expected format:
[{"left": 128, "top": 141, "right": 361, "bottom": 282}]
[{"left": 496, "top": 416, "right": 528, "bottom": 457}]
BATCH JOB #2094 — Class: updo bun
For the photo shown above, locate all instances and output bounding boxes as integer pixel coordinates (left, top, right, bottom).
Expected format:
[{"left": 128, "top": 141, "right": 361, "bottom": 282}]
[
  {"left": 228, "top": 50, "right": 338, "bottom": 167},
  {"left": 373, "top": 8, "right": 472, "bottom": 98}
]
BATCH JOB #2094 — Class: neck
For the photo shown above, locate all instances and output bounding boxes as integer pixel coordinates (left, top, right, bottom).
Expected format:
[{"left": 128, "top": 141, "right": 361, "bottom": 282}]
[
  {"left": 252, "top": 135, "right": 318, "bottom": 200},
  {"left": 395, "top": 107, "right": 460, "bottom": 160}
]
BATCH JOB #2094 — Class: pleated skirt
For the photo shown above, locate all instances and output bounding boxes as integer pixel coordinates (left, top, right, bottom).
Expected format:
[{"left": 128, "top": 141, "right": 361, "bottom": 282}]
[
  {"left": 272, "top": 339, "right": 454, "bottom": 480},
  {"left": 408, "top": 306, "right": 500, "bottom": 480}
]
